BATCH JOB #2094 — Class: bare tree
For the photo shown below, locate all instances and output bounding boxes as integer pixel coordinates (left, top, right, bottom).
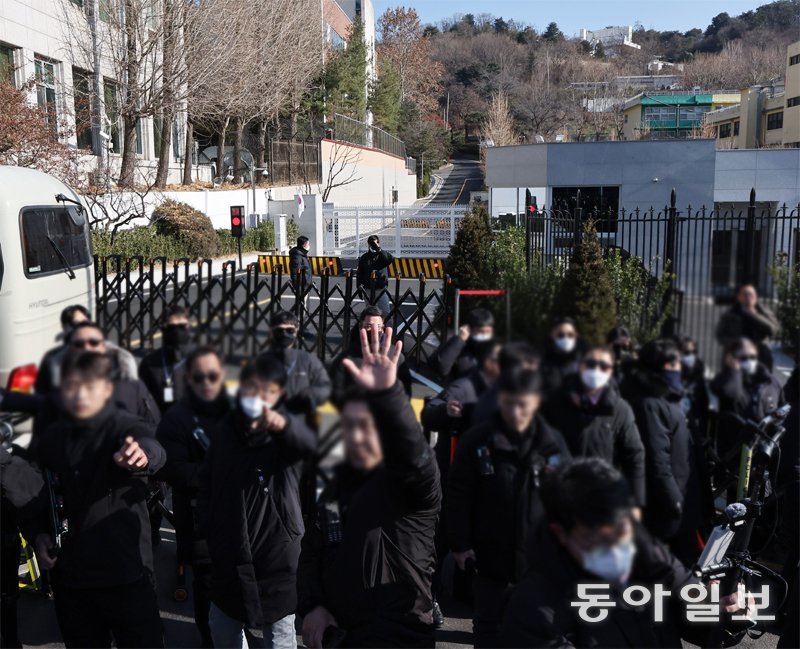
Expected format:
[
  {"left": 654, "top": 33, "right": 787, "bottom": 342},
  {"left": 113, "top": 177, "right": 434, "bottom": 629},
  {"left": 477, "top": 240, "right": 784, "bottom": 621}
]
[
  {"left": 482, "top": 92, "right": 517, "bottom": 146},
  {"left": 319, "top": 140, "right": 363, "bottom": 202}
]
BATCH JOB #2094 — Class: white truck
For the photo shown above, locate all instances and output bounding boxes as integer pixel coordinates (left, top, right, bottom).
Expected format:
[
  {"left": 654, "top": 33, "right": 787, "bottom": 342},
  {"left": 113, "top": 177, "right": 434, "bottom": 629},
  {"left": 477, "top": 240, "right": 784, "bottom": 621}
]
[{"left": 0, "top": 166, "right": 94, "bottom": 392}]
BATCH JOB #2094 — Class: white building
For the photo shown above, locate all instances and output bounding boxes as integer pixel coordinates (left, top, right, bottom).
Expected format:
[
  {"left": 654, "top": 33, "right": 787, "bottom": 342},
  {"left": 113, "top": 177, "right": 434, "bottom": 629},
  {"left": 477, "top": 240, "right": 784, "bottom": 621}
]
[{"left": 579, "top": 26, "right": 641, "bottom": 52}]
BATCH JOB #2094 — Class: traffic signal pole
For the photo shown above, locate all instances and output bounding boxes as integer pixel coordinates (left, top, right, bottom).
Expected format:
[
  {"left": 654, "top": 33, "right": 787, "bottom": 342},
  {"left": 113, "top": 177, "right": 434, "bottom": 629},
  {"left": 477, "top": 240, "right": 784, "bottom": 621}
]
[{"left": 230, "top": 205, "right": 245, "bottom": 270}]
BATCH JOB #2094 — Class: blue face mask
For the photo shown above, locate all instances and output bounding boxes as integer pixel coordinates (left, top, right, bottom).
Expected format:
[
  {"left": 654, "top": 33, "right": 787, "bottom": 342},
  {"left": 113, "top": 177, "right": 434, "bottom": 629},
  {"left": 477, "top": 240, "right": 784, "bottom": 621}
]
[{"left": 662, "top": 369, "right": 683, "bottom": 393}]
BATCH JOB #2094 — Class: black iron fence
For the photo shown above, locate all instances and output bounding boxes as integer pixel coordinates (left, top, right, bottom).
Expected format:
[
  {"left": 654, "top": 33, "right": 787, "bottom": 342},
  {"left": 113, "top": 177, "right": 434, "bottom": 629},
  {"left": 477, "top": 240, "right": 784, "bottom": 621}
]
[
  {"left": 94, "top": 256, "right": 452, "bottom": 367},
  {"left": 524, "top": 188, "right": 800, "bottom": 369}
]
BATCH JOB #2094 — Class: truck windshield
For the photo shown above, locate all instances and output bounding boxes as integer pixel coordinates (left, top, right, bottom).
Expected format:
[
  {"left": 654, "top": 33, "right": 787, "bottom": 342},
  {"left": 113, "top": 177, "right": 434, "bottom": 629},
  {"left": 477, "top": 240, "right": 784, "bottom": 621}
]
[{"left": 20, "top": 207, "right": 91, "bottom": 278}]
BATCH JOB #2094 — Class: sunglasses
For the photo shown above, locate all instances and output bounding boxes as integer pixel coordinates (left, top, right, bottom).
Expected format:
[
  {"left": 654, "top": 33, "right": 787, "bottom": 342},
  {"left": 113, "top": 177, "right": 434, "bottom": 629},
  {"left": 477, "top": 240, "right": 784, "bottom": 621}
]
[
  {"left": 737, "top": 355, "right": 758, "bottom": 362},
  {"left": 72, "top": 338, "right": 104, "bottom": 349},
  {"left": 191, "top": 372, "right": 221, "bottom": 384},
  {"left": 584, "top": 359, "right": 613, "bottom": 371}
]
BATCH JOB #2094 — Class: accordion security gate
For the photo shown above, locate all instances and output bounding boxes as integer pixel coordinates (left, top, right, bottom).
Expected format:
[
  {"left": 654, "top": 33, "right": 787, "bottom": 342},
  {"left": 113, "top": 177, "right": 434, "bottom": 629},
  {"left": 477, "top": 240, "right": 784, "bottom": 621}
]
[{"left": 94, "top": 256, "right": 453, "bottom": 367}]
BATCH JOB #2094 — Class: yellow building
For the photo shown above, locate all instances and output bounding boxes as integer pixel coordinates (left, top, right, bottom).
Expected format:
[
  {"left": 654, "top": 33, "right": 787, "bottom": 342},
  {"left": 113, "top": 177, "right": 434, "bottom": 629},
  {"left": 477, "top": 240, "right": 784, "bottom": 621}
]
[
  {"left": 706, "top": 40, "right": 800, "bottom": 149},
  {"left": 620, "top": 90, "right": 740, "bottom": 140}
]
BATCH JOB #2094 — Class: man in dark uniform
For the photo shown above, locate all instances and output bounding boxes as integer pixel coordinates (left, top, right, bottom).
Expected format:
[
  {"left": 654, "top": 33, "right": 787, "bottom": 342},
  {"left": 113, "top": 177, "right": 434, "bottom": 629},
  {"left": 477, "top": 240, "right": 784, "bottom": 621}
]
[
  {"left": 139, "top": 306, "right": 194, "bottom": 414},
  {"left": 25, "top": 352, "right": 166, "bottom": 648},
  {"left": 289, "top": 236, "right": 313, "bottom": 293},
  {"left": 430, "top": 308, "right": 495, "bottom": 382},
  {"left": 299, "top": 326, "right": 441, "bottom": 648},
  {"left": 447, "top": 367, "right": 571, "bottom": 648},
  {"left": 356, "top": 235, "right": 394, "bottom": 316}
]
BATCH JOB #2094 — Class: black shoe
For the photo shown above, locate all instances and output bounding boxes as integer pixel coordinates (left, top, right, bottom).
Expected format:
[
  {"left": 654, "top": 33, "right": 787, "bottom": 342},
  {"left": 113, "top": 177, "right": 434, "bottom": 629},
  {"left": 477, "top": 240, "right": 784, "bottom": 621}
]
[{"left": 432, "top": 599, "right": 444, "bottom": 628}]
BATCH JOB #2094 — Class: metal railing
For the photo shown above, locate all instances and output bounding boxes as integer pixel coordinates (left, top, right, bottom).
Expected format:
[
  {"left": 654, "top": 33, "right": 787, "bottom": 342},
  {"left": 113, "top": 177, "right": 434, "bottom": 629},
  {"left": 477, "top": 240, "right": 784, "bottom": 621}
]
[
  {"left": 322, "top": 203, "right": 469, "bottom": 257},
  {"left": 332, "top": 113, "right": 406, "bottom": 159}
]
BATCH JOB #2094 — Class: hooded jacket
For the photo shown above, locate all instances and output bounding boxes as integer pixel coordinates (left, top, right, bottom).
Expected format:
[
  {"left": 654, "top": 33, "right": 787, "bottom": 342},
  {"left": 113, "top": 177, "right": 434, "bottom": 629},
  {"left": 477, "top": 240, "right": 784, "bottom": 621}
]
[
  {"left": 542, "top": 374, "right": 646, "bottom": 505},
  {"left": 297, "top": 382, "right": 441, "bottom": 648},
  {"left": 25, "top": 403, "right": 165, "bottom": 589},
  {"left": 622, "top": 368, "right": 708, "bottom": 558},
  {"left": 198, "top": 404, "right": 316, "bottom": 626},
  {"left": 447, "top": 412, "right": 571, "bottom": 583}
]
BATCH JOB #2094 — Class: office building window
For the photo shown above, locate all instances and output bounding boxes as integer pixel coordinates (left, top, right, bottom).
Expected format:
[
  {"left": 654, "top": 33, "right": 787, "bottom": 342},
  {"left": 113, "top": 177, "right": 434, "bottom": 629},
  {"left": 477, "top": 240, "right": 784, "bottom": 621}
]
[
  {"left": 551, "top": 186, "right": 620, "bottom": 232},
  {"left": 788, "top": 97, "right": 800, "bottom": 108},
  {"left": 718, "top": 122, "right": 731, "bottom": 138},
  {"left": 678, "top": 106, "right": 710, "bottom": 122},
  {"left": 103, "top": 79, "right": 121, "bottom": 153},
  {"left": 73, "top": 68, "right": 93, "bottom": 150},
  {"left": 790, "top": 54, "right": 800, "bottom": 66},
  {"left": 766, "top": 111, "right": 783, "bottom": 130},
  {"left": 0, "top": 45, "right": 15, "bottom": 85},
  {"left": 733, "top": 120, "right": 740, "bottom": 136},
  {"left": 35, "top": 57, "right": 58, "bottom": 136}
]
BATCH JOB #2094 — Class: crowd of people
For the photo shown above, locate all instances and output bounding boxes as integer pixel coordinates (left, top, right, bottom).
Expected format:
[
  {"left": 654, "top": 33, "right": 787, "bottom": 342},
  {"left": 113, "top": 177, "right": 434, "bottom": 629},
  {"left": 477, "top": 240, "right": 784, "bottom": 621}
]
[{"left": 0, "top": 270, "right": 797, "bottom": 649}]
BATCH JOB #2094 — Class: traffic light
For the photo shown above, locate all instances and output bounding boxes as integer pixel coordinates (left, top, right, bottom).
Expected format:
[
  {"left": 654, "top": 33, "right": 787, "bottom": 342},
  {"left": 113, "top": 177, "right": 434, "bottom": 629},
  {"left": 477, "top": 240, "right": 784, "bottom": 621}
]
[
  {"left": 525, "top": 189, "right": 537, "bottom": 214},
  {"left": 230, "top": 205, "right": 245, "bottom": 238}
]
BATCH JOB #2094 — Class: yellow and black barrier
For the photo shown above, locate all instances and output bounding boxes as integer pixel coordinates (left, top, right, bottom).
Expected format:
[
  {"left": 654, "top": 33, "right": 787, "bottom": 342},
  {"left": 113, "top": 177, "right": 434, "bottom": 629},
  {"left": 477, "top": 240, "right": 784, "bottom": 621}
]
[
  {"left": 257, "top": 255, "right": 342, "bottom": 276},
  {"left": 388, "top": 258, "right": 446, "bottom": 279}
]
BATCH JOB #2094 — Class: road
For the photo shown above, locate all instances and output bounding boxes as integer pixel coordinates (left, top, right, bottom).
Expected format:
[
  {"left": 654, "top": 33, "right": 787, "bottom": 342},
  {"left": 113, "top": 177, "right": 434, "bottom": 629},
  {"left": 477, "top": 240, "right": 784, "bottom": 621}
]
[{"left": 432, "top": 154, "right": 483, "bottom": 205}]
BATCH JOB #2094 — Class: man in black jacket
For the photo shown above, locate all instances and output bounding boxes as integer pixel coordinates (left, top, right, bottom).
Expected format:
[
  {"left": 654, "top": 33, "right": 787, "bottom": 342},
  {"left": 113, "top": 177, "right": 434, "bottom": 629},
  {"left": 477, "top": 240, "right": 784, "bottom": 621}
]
[
  {"left": 139, "top": 306, "right": 194, "bottom": 414},
  {"left": 34, "top": 304, "right": 90, "bottom": 395},
  {"left": 540, "top": 317, "right": 582, "bottom": 395},
  {"left": 329, "top": 306, "right": 413, "bottom": 407},
  {"left": 542, "top": 345, "right": 646, "bottom": 506},
  {"left": 715, "top": 283, "right": 779, "bottom": 370},
  {"left": 157, "top": 346, "right": 230, "bottom": 648},
  {"left": 430, "top": 308, "right": 495, "bottom": 382},
  {"left": 499, "top": 459, "right": 744, "bottom": 648},
  {"left": 447, "top": 367, "right": 571, "bottom": 648},
  {"left": 199, "top": 356, "right": 316, "bottom": 649},
  {"left": 298, "top": 326, "right": 441, "bottom": 648},
  {"left": 26, "top": 352, "right": 166, "bottom": 648},
  {"left": 257, "top": 311, "right": 332, "bottom": 418},
  {"left": 622, "top": 339, "right": 710, "bottom": 567},
  {"left": 289, "top": 236, "right": 313, "bottom": 292},
  {"left": 356, "top": 235, "right": 394, "bottom": 316}
]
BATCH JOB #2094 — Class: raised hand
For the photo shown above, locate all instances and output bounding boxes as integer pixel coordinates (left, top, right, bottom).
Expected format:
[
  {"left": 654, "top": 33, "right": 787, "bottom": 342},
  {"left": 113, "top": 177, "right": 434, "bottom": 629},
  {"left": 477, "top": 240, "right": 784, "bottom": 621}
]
[
  {"left": 114, "top": 436, "right": 149, "bottom": 470},
  {"left": 342, "top": 326, "right": 403, "bottom": 392}
]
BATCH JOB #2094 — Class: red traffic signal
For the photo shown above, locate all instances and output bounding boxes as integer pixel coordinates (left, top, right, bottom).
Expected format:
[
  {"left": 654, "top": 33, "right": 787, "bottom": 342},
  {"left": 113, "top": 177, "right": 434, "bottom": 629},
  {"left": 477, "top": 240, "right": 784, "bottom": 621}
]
[{"left": 230, "top": 206, "right": 245, "bottom": 238}]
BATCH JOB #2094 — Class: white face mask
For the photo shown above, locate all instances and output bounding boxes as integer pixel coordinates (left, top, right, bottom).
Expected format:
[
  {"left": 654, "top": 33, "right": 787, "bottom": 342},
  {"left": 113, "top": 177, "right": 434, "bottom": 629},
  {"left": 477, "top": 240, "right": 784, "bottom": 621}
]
[
  {"left": 239, "top": 394, "right": 266, "bottom": 419},
  {"left": 580, "top": 539, "right": 637, "bottom": 582},
  {"left": 554, "top": 336, "right": 576, "bottom": 353},
  {"left": 681, "top": 354, "right": 696, "bottom": 369},
  {"left": 741, "top": 359, "right": 759, "bottom": 375},
  {"left": 581, "top": 368, "right": 611, "bottom": 391},
  {"left": 471, "top": 333, "right": 492, "bottom": 343}
]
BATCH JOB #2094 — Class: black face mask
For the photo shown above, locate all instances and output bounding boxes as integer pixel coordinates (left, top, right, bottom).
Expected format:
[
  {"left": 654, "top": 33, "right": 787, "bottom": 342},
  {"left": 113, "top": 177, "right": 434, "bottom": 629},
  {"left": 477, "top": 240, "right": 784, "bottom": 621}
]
[
  {"left": 272, "top": 328, "right": 297, "bottom": 349},
  {"left": 369, "top": 242, "right": 380, "bottom": 252},
  {"left": 164, "top": 324, "right": 192, "bottom": 350}
]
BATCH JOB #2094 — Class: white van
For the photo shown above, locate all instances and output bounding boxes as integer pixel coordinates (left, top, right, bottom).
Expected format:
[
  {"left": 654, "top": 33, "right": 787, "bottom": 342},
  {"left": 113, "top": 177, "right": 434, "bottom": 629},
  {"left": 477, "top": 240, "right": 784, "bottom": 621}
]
[{"left": 0, "top": 166, "right": 94, "bottom": 392}]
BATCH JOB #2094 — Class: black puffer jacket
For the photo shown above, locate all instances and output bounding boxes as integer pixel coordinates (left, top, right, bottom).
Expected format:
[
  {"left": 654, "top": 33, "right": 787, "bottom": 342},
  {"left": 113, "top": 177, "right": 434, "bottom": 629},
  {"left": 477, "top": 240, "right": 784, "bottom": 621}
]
[
  {"left": 257, "top": 348, "right": 332, "bottom": 417},
  {"left": 623, "top": 369, "right": 709, "bottom": 561},
  {"left": 25, "top": 403, "right": 165, "bottom": 589},
  {"left": 198, "top": 405, "right": 315, "bottom": 627},
  {"left": 710, "top": 363, "right": 785, "bottom": 425},
  {"left": 298, "top": 382, "right": 441, "bottom": 648},
  {"left": 542, "top": 375, "right": 646, "bottom": 505},
  {"left": 430, "top": 335, "right": 481, "bottom": 382},
  {"left": 156, "top": 390, "right": 230, "bottom": 564},
  {"left": 356, "top": 248, "right": 394, "bottom": 289},
  {"left": 540, "top": 343, "right": 582, "bottom": 395},
  {"left": 289, "top": 246, "right": 312, "bottom": 289},
  {"left": 447, "top": 413, "right": 571, "bottom": 583},
  {"left": 499, "top": 523, "right": 700, "bottom": 649},
  {"left": 138, "top": 347, "right": 189, "bottom": 414}
]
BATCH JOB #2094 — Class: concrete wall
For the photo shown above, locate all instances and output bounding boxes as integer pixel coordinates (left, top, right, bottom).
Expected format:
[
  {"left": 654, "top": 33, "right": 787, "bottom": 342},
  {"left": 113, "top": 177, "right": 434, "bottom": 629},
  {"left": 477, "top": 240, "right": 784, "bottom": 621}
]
[
  {"left": 320, "top": 139, "right": 417, "bottom": 206},
  {"left": 714, "top": 149, "right": 800, "bottom": 206}
]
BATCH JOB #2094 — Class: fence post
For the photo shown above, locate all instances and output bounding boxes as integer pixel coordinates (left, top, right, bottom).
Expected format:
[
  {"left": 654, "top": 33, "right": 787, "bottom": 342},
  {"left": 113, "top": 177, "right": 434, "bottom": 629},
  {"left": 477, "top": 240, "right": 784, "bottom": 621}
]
[
  {"left": 317, "top": 269, "right": 329, "bottom": 363},
  {"left": 449, "top": 208, "right": 456, "bottom": 245},
  {"left": 743, "top": 187, "right": 756, "bottom": 285},
  {"left": 663, "top": 188, "right": 679, "bottom": 337},
  {"left": 572, "top": 189, "right": 583, "bottom": 252},
  {"left": 355, "top": 207, "right": 360, "bottom": 258},
  {"left": 395, "top": 204, "right": 402, "bottom": 256}
]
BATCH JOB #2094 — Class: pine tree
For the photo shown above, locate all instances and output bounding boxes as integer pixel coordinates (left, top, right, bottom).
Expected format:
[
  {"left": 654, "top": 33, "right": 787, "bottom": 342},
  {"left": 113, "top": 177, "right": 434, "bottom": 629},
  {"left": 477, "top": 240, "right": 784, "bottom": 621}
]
[
  {"left": 370, "top": 61, "right": 402, "bottom": 134},
  {"left": 446, "top": 203, "right": 494, "bottom": 291},
  {"left": 556, "top": 220, "right": 618, "bottom": 345}
]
